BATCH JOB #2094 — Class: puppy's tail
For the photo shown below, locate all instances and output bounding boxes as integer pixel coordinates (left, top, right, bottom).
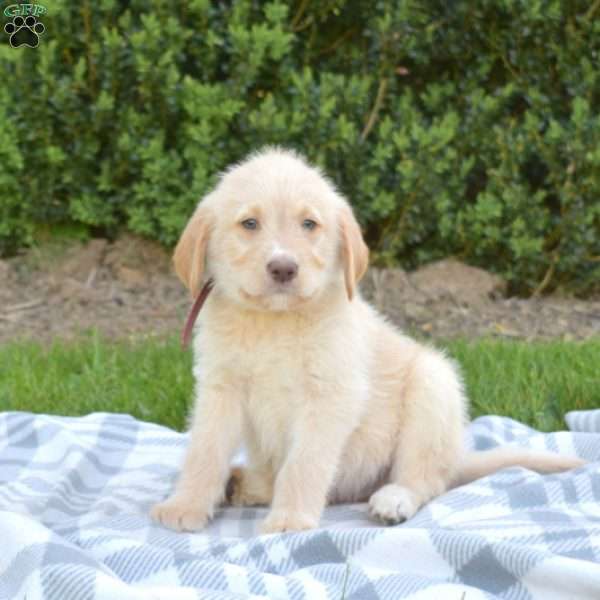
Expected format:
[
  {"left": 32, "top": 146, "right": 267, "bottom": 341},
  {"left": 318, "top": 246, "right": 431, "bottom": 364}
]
[{"left": 453, "top": 448, "right": 585, "bottom": 487}]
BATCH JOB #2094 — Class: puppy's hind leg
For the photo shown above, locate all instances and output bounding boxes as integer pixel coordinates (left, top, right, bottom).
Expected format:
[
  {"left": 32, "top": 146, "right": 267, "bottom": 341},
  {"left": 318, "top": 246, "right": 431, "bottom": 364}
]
[
  {"left": 226, "top": 465, "right": 274, "bottom": 507},
  {"left": 368, "top": 348, "right": 467, "bottom": 525}
]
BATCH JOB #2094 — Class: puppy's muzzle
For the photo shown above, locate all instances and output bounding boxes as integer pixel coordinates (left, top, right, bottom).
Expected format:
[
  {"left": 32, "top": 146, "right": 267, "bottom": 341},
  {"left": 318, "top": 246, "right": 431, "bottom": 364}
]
[{"left": 267, "top": 258, "right": 298, "bottom": 284}]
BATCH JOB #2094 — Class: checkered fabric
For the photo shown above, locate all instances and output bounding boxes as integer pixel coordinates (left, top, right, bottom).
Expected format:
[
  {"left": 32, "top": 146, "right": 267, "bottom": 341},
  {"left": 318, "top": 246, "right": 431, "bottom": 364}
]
[
  {"left": 565, "top": 410, "right": 600, "bottom": 433},
  {"left": 1, "top": 412, "right": 599, "bottom": 600}
]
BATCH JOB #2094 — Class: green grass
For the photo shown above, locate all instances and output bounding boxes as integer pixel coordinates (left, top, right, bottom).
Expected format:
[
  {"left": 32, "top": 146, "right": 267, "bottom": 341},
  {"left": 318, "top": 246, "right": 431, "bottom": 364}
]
[
  {"left": 450, "top": 339, "right": 600, "bottom": 431},
  {"left": 0, "top": 334, "right": 193, "bottom": 431},
  {"left": 1, "top": 334, "right": 598, "bottom": 432}
]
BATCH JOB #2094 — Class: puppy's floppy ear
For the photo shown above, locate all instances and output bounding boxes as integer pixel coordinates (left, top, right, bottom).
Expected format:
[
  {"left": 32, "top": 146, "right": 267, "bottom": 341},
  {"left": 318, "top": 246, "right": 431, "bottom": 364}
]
[
  {"left": 339, "top": 204, "right": 369, "bottom": 300},
  {"left": 173, "top": 206, "right": 212, "bottom": 298}
]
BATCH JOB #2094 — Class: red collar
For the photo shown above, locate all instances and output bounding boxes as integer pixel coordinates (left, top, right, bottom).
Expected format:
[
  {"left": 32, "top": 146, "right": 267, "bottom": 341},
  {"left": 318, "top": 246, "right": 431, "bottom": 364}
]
[{"left": 181, "top": 279, "right": 214, "bottom": 349}]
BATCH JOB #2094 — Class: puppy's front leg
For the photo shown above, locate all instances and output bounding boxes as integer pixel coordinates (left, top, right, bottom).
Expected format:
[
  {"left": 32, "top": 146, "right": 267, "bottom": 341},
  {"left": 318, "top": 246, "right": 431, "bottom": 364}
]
[
  {"left": 151, "top": 383, "right": 242, "bottom": 531},
  {"left": 260, "top": 411, "right": 352, "bottom": 534}
]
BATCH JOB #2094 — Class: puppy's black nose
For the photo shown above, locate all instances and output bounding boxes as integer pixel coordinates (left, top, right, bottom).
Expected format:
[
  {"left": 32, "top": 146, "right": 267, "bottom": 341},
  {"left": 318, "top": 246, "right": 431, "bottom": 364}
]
[{"left": 267, "top": 258, "right": 298, "bottom": 284}]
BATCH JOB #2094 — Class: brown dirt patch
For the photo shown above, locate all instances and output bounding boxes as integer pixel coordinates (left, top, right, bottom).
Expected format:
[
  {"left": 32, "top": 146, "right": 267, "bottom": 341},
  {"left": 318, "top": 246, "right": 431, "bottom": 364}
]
[
  {"left": 1, "top": 238, "right": 598, "bottom": 344},
  {"left": 0, "top": 235, "right": 189, "bottom": 344}
]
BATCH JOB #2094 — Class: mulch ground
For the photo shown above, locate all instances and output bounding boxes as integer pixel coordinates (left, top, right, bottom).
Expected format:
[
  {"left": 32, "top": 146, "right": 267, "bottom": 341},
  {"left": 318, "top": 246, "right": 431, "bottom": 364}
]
[{"left": 1, "top": 235, "right": 598, "bottom": 344}]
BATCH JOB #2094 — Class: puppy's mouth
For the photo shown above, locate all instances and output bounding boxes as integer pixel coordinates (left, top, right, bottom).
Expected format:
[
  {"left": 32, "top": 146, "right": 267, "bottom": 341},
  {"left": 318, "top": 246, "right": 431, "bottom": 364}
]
[
  {"left": 241, "top": 287, "right": 296, "bottom": 300},
  {"left": 240, "top": 285, "right": 311, "bottom": 309}
]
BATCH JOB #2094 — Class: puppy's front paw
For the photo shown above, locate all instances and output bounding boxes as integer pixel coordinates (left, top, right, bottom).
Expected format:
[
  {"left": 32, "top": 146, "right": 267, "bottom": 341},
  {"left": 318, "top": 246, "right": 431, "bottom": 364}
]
[
  {"left": 151, "top": 495, "right": 210, "bottom": 532},
  {"left": 368, "top": 484, "right": 419, "bottom": 525},
  {"left": 260, "top": 510, "right": 318, "bottom": 534}
]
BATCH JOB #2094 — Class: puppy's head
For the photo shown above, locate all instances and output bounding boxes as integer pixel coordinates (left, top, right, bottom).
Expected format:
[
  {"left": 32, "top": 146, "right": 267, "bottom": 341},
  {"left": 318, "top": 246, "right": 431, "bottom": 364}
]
[{"left": 174, "top": 148, "right": 368, "bottom": 311}]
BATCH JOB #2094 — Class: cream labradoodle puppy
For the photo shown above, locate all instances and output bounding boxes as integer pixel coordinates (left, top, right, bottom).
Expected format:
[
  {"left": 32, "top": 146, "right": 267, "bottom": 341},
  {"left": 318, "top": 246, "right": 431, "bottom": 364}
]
[{"left": 151, "top": 148, "right": 583, "bottom": 534}]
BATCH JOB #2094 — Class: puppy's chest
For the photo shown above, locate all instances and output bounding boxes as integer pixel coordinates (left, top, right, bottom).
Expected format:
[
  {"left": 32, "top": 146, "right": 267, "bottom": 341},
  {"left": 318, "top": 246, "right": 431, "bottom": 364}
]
[
  {"left": 239, "top": 336, "right": 314, "bottom": 411},
  {"left": 233, "top": 335, "right": 317, "bottom": 461},
  {"left": 202, "top": 322, "right": 341, "bottom": 454},
  {"left": 198, "top": 311, "right": 368, "bottom": 456},
  {"left": 204, "top": 314, "right": 328, "bottom": 386}
]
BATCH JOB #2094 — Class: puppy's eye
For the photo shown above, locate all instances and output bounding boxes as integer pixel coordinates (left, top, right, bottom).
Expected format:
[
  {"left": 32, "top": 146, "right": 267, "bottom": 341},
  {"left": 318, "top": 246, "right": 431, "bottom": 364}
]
[
  {"left": 302, "top": 219, "right": 318, "bottom": 231},
  {"left": 241, "top": 218, "right": 259, "bottom": 230}
]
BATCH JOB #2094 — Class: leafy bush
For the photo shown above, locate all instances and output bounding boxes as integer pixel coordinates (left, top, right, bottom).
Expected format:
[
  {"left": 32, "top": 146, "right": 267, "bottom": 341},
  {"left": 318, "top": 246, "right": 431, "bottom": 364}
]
[{"left": 1, "top": 0, "right": 599, "bottom": 294}]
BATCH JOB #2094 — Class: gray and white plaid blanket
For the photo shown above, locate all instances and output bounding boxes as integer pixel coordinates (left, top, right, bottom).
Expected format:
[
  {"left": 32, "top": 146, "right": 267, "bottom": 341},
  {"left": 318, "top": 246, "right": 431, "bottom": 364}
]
[{"left": 1, "top": 411, "right": 599, "bottom": 600}]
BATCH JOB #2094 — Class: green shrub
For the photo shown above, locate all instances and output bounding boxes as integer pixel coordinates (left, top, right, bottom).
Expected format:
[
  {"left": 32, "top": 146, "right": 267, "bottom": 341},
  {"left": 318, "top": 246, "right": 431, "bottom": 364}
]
[{"left": 1, "top": 0, "right": 598, "bottom": 294}]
